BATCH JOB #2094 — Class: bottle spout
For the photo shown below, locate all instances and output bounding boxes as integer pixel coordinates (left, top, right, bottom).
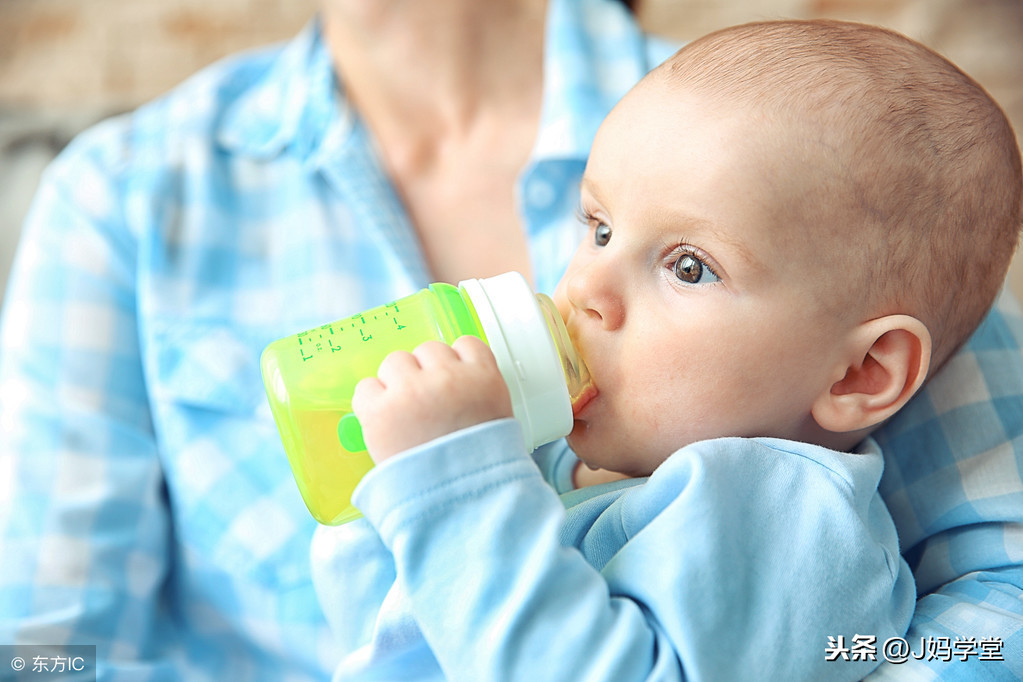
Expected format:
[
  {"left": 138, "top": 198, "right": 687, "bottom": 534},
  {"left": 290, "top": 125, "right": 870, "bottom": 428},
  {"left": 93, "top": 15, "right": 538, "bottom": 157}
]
[
  {"left": 535, "top": 293, "right": 592, "bottom": 407},
  {"left": 570, "top": 379, "right": 598, "bottom": 416}
]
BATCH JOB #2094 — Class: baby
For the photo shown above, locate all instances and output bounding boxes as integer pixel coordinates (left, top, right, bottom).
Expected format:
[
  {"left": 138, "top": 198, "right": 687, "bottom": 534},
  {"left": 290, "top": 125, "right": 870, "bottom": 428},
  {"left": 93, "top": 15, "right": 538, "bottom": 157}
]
[{"left": 313, "top": 19, "right": 1022, "bottom": 681}]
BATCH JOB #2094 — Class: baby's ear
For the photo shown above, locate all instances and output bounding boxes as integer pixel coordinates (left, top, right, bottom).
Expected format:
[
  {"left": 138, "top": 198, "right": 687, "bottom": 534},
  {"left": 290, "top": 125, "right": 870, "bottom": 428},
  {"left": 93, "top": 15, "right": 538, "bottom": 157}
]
[{"left": 812, "top": 315, "right": 931, "bottom": 434}]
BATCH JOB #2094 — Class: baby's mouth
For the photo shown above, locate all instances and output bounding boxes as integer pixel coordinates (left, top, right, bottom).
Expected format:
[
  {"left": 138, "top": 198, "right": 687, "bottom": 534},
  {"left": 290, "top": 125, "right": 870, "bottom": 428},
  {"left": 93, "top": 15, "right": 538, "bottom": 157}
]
[{"left": 571, "top": 381, "right": 599, "bottom": 417}]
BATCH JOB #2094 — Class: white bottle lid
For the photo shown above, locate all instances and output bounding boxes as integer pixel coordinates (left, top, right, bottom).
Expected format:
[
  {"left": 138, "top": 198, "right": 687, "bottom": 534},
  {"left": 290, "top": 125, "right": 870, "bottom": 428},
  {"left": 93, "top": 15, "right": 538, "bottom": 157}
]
[{"left": 459, "top": 272, "right": 573, "bottom": 450}]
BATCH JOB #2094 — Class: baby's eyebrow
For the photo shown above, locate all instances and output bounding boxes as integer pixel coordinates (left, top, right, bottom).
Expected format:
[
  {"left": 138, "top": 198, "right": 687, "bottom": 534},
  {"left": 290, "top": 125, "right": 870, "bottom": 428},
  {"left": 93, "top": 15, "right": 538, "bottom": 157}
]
[
  {"left": 672, "top": 214, "right": 764, "bottom": 274},
  {"left": 706, "top": 225, "right": 763, "bottom": 273},
  {"left": 579, "top": 176, "right": 603, "bottom": 204}
]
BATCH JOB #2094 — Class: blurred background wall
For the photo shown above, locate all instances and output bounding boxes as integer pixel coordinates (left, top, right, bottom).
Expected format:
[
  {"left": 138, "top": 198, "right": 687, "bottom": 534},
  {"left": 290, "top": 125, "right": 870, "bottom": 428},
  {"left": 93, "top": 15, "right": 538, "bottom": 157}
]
[{"left": 2, "top": 0, "right": 1022, "bottom": 303}]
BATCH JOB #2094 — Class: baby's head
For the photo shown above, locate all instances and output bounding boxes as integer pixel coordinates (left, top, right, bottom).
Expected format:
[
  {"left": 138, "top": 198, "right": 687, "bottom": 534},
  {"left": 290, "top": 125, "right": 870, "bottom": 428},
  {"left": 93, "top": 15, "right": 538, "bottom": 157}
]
[{"left": 555, "top": 20, "right": 1022, "bottom": 476}]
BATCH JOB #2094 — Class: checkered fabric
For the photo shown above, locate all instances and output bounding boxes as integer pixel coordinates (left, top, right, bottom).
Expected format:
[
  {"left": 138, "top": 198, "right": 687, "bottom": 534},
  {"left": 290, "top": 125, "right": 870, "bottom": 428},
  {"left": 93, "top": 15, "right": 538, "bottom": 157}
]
[
  {"left": 868, "top": 291, "right": 1023, "bottom": 680},
  {"left": 0, "top": 1, "right": 672, "bottom": 679}
]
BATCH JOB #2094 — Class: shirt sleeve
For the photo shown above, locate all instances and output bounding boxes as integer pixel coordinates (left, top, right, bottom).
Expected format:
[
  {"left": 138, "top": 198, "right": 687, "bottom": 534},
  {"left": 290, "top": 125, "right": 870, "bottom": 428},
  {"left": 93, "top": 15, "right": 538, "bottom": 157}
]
[
  {"left": 310, "top": 519, "right": 407, "bottom": 669},
  {"left": 332, "top": 420, "right": 914, "bottom": 682},
  {"left": 0, "top": 126, "right": 176, "bottom": 673},
  {"left": 869, "top": 292, "right": 1023, "bottom": 680}
]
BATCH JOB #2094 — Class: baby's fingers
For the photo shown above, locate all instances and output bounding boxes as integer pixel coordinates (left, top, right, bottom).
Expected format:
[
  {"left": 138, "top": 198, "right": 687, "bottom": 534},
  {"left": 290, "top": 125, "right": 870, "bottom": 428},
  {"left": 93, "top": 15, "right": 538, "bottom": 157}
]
[
  {"left": 374, "top": 349, "right": 421, "bottom": 387},
  {"left": 451, "top": 335, "right": 513, "bottom": 414},
  {"left": 411, "top": 340, "right": 460, "bottom": 368},
  {"left": 351, "top": 375, "right": 384, "bottom": 413},
  {"left": 451, "top": 335, "right": 497, "bottom": 367}
]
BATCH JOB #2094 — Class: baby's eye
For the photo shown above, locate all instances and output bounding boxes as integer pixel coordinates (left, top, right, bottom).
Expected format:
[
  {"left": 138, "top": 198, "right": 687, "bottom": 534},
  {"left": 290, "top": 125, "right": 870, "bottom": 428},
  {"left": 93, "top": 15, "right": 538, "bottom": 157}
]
[
  {"left": 673, "top": 253, "right": 719, "bottom": 285},
  {"left": 594, "top": 222, "right": 612, "bottom": 247}
]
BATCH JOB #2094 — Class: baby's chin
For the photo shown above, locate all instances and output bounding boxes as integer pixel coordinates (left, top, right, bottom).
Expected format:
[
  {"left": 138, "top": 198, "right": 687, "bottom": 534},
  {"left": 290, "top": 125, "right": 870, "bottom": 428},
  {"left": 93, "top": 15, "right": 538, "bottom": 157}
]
[
  {"left": 565, "top": 427, "right": 591, "bottom": 457},
  {"left": 566, "top": 432, "right": 634, "bottom": 476},
  {"left": 565, "top": 432, "right": 600, "bottom": 467},
  {"left": 567, "top": 429, "right": 675, "bottom": 480}
]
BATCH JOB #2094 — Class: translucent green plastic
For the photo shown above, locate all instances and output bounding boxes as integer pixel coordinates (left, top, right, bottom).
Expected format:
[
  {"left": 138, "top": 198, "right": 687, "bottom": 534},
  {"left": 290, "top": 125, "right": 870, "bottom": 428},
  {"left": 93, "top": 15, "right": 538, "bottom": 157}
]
[{"left": 260, "top": 284, "right": 486, "bottom": 525}]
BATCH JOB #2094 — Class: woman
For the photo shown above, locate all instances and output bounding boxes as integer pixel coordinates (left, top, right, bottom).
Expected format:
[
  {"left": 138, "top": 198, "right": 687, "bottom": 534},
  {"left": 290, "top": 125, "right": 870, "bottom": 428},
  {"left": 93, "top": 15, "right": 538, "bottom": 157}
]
[{"left": 0, "top": 0, "right": 1018, "bottom": 678}]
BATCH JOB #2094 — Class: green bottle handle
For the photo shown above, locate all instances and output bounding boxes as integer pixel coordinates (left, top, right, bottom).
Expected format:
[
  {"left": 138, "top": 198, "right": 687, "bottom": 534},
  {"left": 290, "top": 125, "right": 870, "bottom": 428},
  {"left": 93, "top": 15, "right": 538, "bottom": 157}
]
[{"left": 337, "top": 413, "right": 367, "bottom": 453}]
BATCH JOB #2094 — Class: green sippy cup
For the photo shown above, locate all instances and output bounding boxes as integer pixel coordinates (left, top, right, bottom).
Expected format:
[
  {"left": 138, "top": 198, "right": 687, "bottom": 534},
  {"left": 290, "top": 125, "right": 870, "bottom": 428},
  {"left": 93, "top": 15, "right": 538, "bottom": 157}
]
[{"left": 260, "top": 271, "right": 591, "bottom": 525}]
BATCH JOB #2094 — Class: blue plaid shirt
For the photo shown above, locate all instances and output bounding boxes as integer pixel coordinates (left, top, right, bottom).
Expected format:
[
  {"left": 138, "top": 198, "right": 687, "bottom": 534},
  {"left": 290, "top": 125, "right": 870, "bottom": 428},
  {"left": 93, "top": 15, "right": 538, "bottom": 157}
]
[{"left": 0, "top": 0, "right": 1020, "bottom": 678}]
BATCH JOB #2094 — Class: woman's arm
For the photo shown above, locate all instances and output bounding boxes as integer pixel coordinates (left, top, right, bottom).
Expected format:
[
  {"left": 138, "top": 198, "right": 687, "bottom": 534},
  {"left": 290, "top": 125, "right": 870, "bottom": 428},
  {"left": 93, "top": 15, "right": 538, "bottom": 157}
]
[{"left": 0, "top": 124, "right": 179, "bottom": 674}]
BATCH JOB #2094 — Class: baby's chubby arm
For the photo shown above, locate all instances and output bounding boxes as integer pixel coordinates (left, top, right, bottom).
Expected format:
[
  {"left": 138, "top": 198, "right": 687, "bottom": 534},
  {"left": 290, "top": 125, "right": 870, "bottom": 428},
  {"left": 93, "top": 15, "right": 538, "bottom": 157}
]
[{"left": 352, "top": 336, "right": 513, "bottom": 462}]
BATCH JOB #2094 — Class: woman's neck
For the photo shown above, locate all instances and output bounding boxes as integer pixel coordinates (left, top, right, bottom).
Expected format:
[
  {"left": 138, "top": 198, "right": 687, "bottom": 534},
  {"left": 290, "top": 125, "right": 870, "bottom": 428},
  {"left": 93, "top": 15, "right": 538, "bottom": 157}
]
[{"left": 321, "top": 0, "right": 546, "bottom": 151}]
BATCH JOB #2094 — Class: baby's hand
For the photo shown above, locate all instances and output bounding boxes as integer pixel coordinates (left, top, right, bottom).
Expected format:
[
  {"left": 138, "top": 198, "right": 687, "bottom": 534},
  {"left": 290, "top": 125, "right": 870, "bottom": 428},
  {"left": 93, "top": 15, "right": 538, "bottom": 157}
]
[{"left": 352, "top": 336, "right": 513, "bottom": 462}]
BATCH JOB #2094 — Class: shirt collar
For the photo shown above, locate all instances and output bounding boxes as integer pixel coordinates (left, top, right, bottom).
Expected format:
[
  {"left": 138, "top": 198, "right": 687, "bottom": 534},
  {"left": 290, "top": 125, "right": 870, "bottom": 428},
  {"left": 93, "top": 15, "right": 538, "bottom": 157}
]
[
  {"left": 532, "top": 0, "right": 654, "bottom": 161},
  {"left": 218, "top": 17, "right": 350, "bottom": 162}
]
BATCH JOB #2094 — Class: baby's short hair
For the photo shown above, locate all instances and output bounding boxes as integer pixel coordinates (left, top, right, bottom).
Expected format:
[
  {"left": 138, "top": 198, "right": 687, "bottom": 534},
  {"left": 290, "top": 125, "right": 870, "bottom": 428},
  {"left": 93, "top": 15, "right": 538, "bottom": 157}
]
[{"left": 661, "top": 20, "right": 1023, "bottom": 367}]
